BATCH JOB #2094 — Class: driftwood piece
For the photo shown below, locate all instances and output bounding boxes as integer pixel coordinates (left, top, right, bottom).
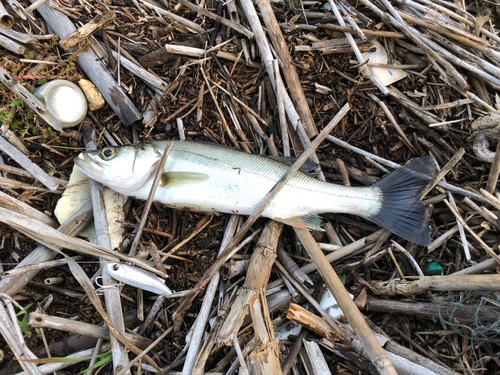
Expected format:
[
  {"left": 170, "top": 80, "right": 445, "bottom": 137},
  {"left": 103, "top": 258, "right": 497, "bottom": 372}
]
[
  {"left": 247, "top": 293, "right": 283, "bottom": 375},
  {"left": 139, "top": 38, "right": 203, "bottom": 68},
  {"left": 29, "top": 0, "right": 141, "bottom": 125},
  {"left": 365, "top": 296, "right": 500, "bottom": 323},
  {"left": 164, "top": 44, "right": 261, "bottom": 67},
  {"left": 0, "top": 25, "right": 53, "bottom": 42},
  {"left": 59, "top": 11, "right": 116, "bottom": 51},
  {"left": 286, "top": 303, "right": 343, "bottom": 342},
  {"left": 369, "top": 275, "right": 500, "bottom": 297},
  {"left": 302, "top": 340, "right": 332, "bottom": 375},
  {"left": 0, "top": 135, "right": 58, "bottom": 191},
  {"left": 29, "top": 312, "right": 152, "bottom": 348},
  {"left": 217, "top": 221, "right": 283, "bottom": 343},
  {"left": 0, "top": 34, "right": 25, "bottom": 54},
  {"left": 111, "top": 50, "right": 168, "bottom": 92}
]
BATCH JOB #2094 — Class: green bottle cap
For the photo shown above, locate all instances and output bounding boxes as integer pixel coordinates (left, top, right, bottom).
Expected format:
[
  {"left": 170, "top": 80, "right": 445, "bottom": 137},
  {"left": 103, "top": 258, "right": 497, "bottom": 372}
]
[{"left": 424, "top": 262, "right": 443, "bottom": 276}]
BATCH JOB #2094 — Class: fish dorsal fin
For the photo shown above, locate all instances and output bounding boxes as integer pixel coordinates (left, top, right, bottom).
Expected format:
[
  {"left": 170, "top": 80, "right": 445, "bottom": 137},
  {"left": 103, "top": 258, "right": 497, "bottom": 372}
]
[
  {"left": 278, "top": 214, "right": 324, "bottom": 231},
  {"left": 267, "top": 156, "right": 318, "bottom": 172},
  {"left": 160, "top": 172, "right": 209, "bottom": 188}
]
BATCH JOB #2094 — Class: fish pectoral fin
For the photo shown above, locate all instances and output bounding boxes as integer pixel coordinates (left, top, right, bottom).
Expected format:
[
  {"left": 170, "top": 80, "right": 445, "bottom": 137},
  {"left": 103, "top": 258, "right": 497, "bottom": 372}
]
[
  {"left": 160, "top": 172, "right": 209, "bottom": 188},
  {"left": 279, "top": 214, "right": 324, "bottom": 231}
]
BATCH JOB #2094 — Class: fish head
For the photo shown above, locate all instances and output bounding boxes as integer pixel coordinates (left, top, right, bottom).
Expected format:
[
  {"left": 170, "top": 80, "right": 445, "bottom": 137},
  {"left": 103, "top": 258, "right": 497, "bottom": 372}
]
[{"left": 74, "top": 143, "right": 162, "bottom": 195}]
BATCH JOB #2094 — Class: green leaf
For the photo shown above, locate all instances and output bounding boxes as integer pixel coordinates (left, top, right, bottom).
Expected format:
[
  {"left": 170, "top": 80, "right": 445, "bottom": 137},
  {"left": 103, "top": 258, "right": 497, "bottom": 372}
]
[
  {"left": 338, "top": 273, "right": 346, "bottom": 285},
  {"left": 78, "top": 352, "right": 112, "bottom": 373},
  {"left": 16, "top": 302, "right": 33, "bottom": 316},
  {"left": 18, "top": 313, "right": 30, "bottom": 335},
  {"left": 24, "top": 51, "right": 34, "bottom": 60}
]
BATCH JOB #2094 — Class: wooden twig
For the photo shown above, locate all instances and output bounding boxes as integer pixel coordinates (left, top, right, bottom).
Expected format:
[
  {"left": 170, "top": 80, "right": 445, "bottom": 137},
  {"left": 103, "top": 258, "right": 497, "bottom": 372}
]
[
  {"left": 111, "top": 50, "right": 168, "bottom": 92},
  {"left": 370, "top": 274, "right": 500, "bottom": 296},
  {"left": 129, "top": 141, "right": 174, "bottom": 256},
  {"left": 164, "top": 44, "right": 261, "bottom": 67},
  {"left": 59, "top": 11, "right": 116, "bottom": 50},
  {"left": 29, "top": 312, "right": 152, "bottom": 348},
  {"left": 238, "top": 0, "right": 315, "bottom": 143},
  {"left": 367, "top": 94, "right": 417, "bottom": 154},
  {"left": 217, "top": 221, "right": 283, "bottom": 343},
  {"left": 319, "top": 24, "right": 404, "bottom": 38},
  {"left": 420, "top": 148, "right": 465, "bottom": 200},
  {"left": 247, "top": 293, "right": 282, "bottom": 375},
  {"left": 0, "top": 189, "right": 57, "bottom": 227},
  {"left": 162, "top": 214, "right": 212, "bottom": 261},
  {"left": 366, "top": 296, "right": 500, "bottom": 324},
  {"left": 302, "top": 340, "right": 332, "bottom": 375},
  {"left": 116, "top": 327, "right": 173, "bottom": 375},
  {"left": 294, "top": 228, "right": 397, "bottom": 374},
  {"left": 0, "top": 135, "right": 58, "bottom": 191},
  {"left": 275, "top": 260, "right": 347, "bottom": 338},
  {"left": 444, "top": 199, "right": 500, "bottom": 265},
  {"left": 0, "top": 33, "right": 25, "bottom": 53},
  {"left": 327, "top": 0, "right": 389, "bottom": 95}
]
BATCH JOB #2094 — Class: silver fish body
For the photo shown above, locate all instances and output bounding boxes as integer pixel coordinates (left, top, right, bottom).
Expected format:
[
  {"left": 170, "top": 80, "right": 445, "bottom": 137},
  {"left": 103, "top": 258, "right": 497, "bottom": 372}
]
[
  {"left": 75, "top": 141, "right": 435, "bottom": 245},
  {"left": 105, "top": 262, "right": 172, "bottom": 295}
]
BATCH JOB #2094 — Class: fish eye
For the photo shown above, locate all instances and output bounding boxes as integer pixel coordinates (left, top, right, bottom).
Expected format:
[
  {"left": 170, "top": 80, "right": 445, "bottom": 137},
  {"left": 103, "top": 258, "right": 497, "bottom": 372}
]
[
  {"left": 112, "top": 264, "right": 120, "bottom": 271},
  {"left": 101, "top": 147, "right": 117, "bottom": 160}
]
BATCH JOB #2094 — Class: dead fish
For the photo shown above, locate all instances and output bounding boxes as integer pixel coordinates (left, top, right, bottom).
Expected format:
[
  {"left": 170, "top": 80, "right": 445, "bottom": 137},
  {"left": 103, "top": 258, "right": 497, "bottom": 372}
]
[
  {"left": 75, "top": 141, "right": 435, "bottom": 245},
  {"left": 105, "top": 262, "right": 172, "bottom": 295}
]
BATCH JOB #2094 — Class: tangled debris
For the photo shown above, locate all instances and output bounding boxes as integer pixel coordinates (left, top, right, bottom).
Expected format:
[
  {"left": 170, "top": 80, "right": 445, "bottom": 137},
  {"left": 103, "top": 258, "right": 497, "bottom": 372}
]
[{"left": 1, "top": 0, "right": 500, "bottom": 374}]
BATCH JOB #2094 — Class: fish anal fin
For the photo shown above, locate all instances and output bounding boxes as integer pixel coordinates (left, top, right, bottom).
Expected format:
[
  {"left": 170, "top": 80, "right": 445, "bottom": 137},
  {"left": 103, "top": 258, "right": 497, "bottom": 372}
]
[
  {"left": 160, "top": 172, "right": 209, "bottom": 188},
  {"left": 279, "top": 214, "right": 324, "bottom": 231}
]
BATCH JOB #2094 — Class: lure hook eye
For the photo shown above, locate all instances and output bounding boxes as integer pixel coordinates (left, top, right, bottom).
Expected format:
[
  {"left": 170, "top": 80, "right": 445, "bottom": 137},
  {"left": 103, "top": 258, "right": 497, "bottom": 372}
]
[{"left": 101, "top": 146, "right": 117, "bottom": 160}]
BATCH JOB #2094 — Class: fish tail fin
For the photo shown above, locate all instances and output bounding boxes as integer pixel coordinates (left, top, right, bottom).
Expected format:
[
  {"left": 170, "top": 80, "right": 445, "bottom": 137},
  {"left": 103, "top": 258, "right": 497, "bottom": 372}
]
[{"left": 367, "top": 156, "right": 436, "bottom": 246}]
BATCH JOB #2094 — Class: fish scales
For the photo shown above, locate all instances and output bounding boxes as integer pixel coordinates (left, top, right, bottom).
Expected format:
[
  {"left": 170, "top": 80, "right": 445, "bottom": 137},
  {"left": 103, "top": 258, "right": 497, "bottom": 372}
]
[
  {"left": 118, "top": 141, "right": 378, "bottom": 219},
  {"left": 75, "top": 141, "right": 436, "bottom": 245}
]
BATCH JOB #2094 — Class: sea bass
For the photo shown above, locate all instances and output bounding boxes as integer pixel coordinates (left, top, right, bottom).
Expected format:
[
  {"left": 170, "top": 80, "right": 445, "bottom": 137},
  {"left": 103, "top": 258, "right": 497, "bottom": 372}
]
[{"left": 75, "top": 141, "right": 435, "bottom": 246}]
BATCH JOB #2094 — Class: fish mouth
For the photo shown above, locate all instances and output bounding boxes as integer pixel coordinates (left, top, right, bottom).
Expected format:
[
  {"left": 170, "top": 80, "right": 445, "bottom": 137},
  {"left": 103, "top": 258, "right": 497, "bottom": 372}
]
[{"left": 74, "top": 153, "right": 105, "bottom": 178}]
